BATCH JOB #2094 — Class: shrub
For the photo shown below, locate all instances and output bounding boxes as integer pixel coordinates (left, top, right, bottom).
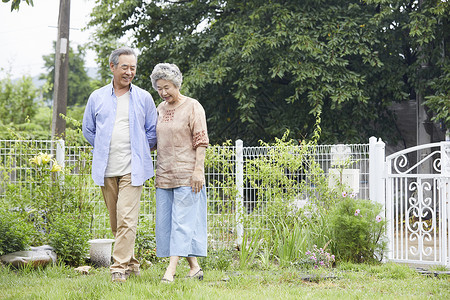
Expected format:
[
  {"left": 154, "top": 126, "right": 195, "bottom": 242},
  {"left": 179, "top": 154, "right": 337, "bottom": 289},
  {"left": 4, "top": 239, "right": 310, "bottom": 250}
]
[
  {"left": 48, "top": 214, "right": 90, "bottom": 266},
  {"left": 135, "top": 218, "right": 157, "bottom": 266},
  {"left": 0, "top": 209, "right": 32, "bottom": 256},
  {"left": 329, "top": 192, "right": 386, "bottom": 263}
]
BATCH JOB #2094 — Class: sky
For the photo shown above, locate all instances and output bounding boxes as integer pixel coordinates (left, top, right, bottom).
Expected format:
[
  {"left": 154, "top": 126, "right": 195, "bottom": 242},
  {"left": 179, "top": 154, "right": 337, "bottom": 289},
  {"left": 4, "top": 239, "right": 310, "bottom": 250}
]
[{"left": 0, "top": 0, "right": 97, "bottom": 80}]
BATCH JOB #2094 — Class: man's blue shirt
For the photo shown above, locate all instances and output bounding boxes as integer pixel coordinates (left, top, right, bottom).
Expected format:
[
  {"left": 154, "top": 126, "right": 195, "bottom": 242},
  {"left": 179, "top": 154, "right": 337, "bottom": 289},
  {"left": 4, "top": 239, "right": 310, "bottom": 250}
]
[{"left": 82, "top": 82, "right": 157, "bottom": 186}]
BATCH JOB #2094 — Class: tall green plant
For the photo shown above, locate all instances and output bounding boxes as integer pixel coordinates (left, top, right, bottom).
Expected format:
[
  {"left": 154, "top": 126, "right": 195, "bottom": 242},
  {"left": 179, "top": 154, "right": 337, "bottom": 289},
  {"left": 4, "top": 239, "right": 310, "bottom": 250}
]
[
  {"left": 205, "top": 140, "right": 238, "bottom": 214},
  {"left": 271, "top": 220, "right": 307, "bottom": 267},
  {"left": 238, "top": 229, "right": 264, "bottom": 269},
  {"left": 329, "top": 192, "right": 386, "bottom": 263},
  {"left": 48, "top": 213, "right": 90, "bottom": 267},
  {"left": 205, "top": 140, "right": 239, "bottom": 247},
  {"left": 245, "top": 130, "right": 307, "bottom": 226}
]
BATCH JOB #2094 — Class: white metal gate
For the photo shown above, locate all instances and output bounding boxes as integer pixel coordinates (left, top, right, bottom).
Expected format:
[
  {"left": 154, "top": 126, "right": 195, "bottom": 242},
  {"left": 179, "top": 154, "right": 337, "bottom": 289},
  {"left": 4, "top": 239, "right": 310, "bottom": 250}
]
[{"left": 382, "top": 141, "right": 450, "bottom": 266}]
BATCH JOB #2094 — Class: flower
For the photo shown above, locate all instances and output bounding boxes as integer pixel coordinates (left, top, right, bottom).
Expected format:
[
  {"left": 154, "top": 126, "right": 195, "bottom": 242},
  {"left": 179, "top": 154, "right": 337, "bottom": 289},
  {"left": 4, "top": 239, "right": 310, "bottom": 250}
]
[
  {"left": 50, "top": 161, "right": 63, "bottom": 172},
  {"left": 350, "top": 192, "right": 356, "bottom": 199},
  {"left": 305, "top": 244, "right": 335, "bottom": 269},
  {"left": 29, "top": 152, "right": 54, "bottom": 166},
  {"left": 354, "top": 209, "right": 360, "bottom": 216},
  {"left": 342, "top": 191, "right": 348, "bottom": 197},
  {"left": 29, "top": 155, "right": 42, "bottom": 165},
  {"left": 40, "top": 153, "right": 53, "bottom": 165},
  {"left": 375, "top": 215, "right": 382, "bottom": 223}
]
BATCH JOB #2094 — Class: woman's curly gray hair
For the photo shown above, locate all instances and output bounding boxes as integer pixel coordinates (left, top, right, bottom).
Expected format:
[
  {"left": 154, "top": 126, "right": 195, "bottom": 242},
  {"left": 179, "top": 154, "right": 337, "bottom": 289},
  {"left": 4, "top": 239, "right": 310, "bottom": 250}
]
[{"left": 150, "top": 63, "right": 183, "bottom": 90}]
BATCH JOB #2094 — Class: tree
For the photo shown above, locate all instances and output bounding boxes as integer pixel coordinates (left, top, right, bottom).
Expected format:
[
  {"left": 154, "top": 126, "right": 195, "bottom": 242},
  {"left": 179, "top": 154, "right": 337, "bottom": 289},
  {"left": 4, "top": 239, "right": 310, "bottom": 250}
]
[
  {"left": 88, "top": 0, "right": 447, "bottom": 145},
  {"left": 89, "top": 0, "right": 394, "bottom": 145},
  {"left": 364, "top": 0, "right": 450, "bottom": 144},
  {"left": 40, "top": 44, "right": 93, "bottom": 107},
  {"left": 424, "top": 62, "right": 450, "bottom": 139},
  {"left": 0, "top": 73, "right": 47, "bottom": 139},
  {"left": 0, "top": 74, "right": 38, "bottom": 125}
]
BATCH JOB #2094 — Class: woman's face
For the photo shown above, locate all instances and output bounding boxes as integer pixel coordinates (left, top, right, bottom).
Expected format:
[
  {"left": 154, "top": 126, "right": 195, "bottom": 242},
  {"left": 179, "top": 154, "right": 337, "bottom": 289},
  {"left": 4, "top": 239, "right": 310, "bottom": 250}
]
[{"left": 156, "top": 79, "right": 180, "bottom": 104}]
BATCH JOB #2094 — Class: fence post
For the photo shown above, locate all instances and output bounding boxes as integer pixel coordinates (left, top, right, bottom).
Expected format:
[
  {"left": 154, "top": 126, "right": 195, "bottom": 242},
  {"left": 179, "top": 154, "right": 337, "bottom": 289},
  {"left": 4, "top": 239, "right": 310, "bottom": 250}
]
[
  {"left": 369, "top": 137, "right": 376, "bottom": 202},
  {"left": 442, "top": 141, "right": 450, "bottom": 267},
  {"left": 235, "top": 139, "right": 244, "bottom": 247},
  {"left": 55, "top": 139, "right": 65, "bottom": 182},
  {"left": 374, "top": 138, "right": 386, "bottom": 209},
  {"left": 369, "top": 137, "right": 386, "bottom": 206},
  {"left": 55, "top": 139, "right": 65, "bottom": 169},
  {"left": 369, "top": 137, "right": 388, "bottom": 261}
]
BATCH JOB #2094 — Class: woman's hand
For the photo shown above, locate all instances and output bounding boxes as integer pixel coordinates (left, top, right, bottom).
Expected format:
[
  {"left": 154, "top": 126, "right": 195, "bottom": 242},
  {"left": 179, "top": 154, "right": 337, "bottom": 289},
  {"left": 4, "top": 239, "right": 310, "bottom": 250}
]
[
  {"left": 191, "top": 146, "right": 206, "bottom": 193},
  {"left": 191, "top": 169, "right": 204, "bottom": 193}
]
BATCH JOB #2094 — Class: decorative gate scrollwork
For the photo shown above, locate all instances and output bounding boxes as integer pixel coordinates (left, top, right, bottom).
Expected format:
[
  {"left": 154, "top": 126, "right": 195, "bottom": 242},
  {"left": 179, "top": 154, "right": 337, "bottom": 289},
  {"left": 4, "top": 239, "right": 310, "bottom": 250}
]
[
  {"left": 385, "top": 142, "right": 449, "bottom": 265},
  {"left": 407, "top": 181, "right": 434, "bottom": 257}
]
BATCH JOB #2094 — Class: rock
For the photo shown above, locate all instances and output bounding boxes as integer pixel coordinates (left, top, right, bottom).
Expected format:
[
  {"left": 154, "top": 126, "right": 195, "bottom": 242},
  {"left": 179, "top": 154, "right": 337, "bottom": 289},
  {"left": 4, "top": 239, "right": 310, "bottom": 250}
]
[
  {"left": 141, "top": 259, "right": 153, "bottom": 269},
  {"left": 300, "top": 273, "right": 338, "bottom": 282},
  {"left": 74, "top": 266, "right": 92, "bottom": 274},
  {"left": 0, "top": 248, "right": 57, "bottom": 268},
  {"left": 29, "top": 245, "right": 55, "bottom": 252},
  {"left": 416, "top": 268, "right": 450, "bottom": 277}
]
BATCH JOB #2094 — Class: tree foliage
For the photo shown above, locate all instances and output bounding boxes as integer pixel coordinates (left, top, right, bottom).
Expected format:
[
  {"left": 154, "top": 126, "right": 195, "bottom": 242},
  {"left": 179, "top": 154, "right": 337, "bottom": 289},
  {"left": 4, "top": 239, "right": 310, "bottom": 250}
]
[
  {"left": 0, "top": 74, "right": 38, "bottom": 125},
  {"left": 365, "top": 0, "right": 450, "bottom": 136},
  {"left": 87, "top": 0, "right": 447, "bottom": 145},
  {"left": 2, "top": 0, "right": 33, "bottom": 11}
]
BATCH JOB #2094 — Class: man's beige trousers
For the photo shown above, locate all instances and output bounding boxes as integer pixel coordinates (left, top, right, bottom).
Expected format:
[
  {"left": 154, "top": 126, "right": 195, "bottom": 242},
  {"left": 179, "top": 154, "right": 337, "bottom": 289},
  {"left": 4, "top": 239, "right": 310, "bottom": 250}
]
[{"left": 101, "top": 174, "right": 142, "bottom": 273}]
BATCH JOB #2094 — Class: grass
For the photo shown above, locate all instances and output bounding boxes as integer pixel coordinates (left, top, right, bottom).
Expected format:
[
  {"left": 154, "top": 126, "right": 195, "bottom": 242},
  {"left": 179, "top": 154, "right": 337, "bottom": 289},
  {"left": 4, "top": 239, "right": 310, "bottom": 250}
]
[{"left": 1, "top": 261, "right": 449, "bottom": 299}]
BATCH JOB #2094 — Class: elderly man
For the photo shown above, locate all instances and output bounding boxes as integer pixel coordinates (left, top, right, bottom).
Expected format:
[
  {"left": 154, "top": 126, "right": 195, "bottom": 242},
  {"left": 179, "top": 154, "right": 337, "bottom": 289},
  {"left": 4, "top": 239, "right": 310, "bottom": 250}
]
[{"left": 82, "top": 47, "right": 157, "bottom": 283}]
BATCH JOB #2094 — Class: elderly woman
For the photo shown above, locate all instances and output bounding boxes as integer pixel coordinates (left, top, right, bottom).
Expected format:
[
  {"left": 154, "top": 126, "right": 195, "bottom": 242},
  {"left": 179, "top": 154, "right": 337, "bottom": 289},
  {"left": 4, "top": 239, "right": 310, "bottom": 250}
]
[{"left": 150, "top": 63, "right": 209, "bottom": 283}]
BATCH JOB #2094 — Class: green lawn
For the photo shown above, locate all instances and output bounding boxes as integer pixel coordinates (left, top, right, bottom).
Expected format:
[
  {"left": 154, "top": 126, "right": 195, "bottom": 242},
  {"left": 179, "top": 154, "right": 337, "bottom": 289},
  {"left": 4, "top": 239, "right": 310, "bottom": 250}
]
[{"left": 1, "top": 262, "right": 449, "bottom": 299}]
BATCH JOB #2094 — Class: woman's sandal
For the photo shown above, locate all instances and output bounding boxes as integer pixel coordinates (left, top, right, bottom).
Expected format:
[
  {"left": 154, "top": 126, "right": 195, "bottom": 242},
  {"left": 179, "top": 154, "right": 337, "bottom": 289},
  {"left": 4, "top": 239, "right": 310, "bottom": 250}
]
[
  {"left": 186, "top": 268, "right": 203, "bottom": 281},
  {"left": 161, "top": 277, "right": 174, "bottom": 283},
  {"left": 161, "top": 273, "right": 175, "bottom": 283}
]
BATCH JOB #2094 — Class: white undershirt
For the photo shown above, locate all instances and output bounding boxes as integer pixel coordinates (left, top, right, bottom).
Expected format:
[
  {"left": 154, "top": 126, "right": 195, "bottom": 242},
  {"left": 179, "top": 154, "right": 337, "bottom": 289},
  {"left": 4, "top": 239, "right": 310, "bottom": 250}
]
[{"left": 105, "top": 91, "right": 132, "bottom": 177}]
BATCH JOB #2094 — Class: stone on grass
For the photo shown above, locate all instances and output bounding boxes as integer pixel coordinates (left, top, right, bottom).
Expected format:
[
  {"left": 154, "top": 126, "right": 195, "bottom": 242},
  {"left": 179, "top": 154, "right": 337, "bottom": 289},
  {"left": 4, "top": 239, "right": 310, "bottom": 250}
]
[
  {"left": 74, "top": 266, "right": 92, "bottom": 274},
  {"left": 0, "top": 246, "right": 57, "bottom": 268}
]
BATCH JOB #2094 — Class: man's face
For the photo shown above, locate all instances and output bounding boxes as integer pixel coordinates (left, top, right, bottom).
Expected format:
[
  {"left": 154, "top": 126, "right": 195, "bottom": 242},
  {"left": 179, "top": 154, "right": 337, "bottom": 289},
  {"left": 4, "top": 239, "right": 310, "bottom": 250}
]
[{"left": 110, "top": 54, "right": 136, "bottom": 90}]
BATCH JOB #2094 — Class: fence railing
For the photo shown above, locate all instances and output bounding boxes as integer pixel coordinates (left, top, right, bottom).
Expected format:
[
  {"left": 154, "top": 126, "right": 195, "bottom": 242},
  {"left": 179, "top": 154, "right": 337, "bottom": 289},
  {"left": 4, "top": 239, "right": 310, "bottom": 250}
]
[{"left": 0, "top": 139, "right": 371, "bottom": 247}]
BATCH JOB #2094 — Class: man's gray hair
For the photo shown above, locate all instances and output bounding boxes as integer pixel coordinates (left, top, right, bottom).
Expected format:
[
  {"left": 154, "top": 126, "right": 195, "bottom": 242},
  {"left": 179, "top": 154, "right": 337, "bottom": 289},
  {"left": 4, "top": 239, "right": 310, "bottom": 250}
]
[
  {"left": 150, "top": 63, "right": 183, "bottom": 90},
  {"left": 109, "top": 47, "right": 137, "bottom": 66}
]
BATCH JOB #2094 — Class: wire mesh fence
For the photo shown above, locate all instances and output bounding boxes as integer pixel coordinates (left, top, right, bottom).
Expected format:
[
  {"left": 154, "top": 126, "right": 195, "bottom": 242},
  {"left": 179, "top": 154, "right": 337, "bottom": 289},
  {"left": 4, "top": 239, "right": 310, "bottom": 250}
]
[{"left": 0, "top": 140, "right": 370, "bottom": 248}]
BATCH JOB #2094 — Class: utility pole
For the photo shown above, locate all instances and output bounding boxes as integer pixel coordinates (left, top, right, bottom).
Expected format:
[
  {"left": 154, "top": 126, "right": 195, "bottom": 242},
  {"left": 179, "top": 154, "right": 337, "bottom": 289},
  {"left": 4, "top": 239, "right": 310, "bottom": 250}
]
[{"left": 51, "top": 0, "right": 71, "bottom": 140}]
